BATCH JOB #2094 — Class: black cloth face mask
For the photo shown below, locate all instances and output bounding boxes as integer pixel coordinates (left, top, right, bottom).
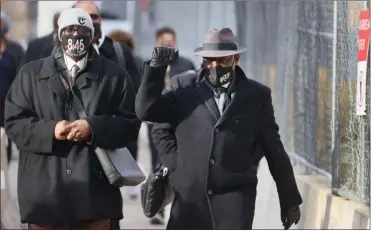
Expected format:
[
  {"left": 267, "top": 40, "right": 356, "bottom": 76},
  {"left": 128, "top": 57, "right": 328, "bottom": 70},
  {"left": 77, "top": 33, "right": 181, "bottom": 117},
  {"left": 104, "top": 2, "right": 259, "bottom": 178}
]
[
  {"left": 61, "top": 35, "right": 91, "bottom": 61},
  {"left": 206, "top": 65, "right": 235, "bottom": 87}
]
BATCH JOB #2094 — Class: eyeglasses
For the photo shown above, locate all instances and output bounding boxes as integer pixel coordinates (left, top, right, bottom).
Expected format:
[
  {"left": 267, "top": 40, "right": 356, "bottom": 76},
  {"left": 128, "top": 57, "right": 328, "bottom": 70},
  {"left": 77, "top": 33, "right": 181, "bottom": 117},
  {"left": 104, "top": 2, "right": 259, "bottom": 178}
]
[
  {"left": 63, "top": 26, "right": 91, "bottom": 36},
  {"left": 89, "top": 14, "right": 100, "bottom": 20},
  {"left": 203, "top": 56, "right": 234, "bottom": 67}
]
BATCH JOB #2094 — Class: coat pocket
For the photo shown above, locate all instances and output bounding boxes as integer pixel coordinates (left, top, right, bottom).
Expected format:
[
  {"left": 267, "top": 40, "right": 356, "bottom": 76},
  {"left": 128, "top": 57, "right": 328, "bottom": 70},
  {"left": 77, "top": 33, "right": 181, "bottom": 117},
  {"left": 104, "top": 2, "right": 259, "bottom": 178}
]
[{"left": 232, "top": 117, "right": 258, "bottom": 136}]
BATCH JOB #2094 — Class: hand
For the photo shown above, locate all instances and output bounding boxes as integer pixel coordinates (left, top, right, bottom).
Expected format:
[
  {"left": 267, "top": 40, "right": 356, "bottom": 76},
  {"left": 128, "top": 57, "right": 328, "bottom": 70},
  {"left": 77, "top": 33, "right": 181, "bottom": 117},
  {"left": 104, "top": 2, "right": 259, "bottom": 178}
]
[
  {"left": 281, "top": 206, "right": 301, "bottom": 230},
  {"left": 149, "top": 46, "right": 179, "bottom": 67},
  {"left": 54, "top": 120, "right": 72, "bottom": 140},
  {"left": 65, "top": 120, "right": 92, "bottom": 142}
]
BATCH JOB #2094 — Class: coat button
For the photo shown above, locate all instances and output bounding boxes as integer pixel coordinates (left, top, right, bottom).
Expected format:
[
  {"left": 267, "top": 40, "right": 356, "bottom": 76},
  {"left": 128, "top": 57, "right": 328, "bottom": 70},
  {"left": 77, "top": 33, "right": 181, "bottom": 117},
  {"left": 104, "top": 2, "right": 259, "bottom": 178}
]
[
  {"left": 66, "top": 169, "right": 72, "bottom": 175},
  {"left": 215, "top": 128, "right": 220, "bottom": 134},
  {"left": 207, "top": 189, "right": 213, "bottom": 195},
  {"left": 210, "top": 159, "right": 215, "bottom": 165}
]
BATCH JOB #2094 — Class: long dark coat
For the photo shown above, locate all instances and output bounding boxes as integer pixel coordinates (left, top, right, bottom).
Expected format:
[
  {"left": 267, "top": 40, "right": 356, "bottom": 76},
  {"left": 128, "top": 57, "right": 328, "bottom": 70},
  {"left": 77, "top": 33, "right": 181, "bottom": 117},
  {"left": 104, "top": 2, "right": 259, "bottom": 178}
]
[
  {"left": 135, "top": 64, "right": 303, "bottom": 229},
  {"left": 5, "top": 49, "right": 141, "bottom": 224}
]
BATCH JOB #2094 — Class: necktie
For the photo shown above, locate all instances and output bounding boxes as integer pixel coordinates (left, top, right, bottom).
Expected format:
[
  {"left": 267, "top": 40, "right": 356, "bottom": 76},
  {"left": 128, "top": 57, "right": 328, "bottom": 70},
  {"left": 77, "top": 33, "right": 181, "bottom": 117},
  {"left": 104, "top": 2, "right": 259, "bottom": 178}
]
[
  {"left": 222, "top": 88, "right": 232, "bottom": 112},
  {"left": 216, "top": 87, "right": 231, "bottom": 112},
  {"left": 70, "top": 65, "right": 80, "bottom": 84}
]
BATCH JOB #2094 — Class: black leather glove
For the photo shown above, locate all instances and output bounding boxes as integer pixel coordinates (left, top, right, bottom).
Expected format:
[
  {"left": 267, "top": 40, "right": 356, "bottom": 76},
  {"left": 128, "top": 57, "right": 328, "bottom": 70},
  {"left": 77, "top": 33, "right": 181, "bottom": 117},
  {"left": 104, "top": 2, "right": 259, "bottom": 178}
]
[
  {"left": 149, "top": 46, "right": 179, "bottom": 67},
  {"left": 281, "top": 206, "right": 301, "bottom": 230}
]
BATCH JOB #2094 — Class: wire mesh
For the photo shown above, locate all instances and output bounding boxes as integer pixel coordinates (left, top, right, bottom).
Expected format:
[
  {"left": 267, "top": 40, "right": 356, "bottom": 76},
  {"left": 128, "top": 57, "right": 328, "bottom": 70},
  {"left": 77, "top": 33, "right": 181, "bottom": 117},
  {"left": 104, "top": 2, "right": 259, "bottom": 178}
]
[
  {"left": 336, "top": 1, "right": 370, "bottom": 205},
  {"left": 239, "top": 0, "right": 370, "bottom": 205}
]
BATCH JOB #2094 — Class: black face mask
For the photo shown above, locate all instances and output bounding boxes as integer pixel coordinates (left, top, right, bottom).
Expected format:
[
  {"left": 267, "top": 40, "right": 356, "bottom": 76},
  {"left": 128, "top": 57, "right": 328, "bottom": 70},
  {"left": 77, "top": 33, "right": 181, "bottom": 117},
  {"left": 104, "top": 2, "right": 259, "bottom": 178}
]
[
  {"left": 206, "top": 65, "right": 235, "bottom": 87},
  {"left": 93, "top": 23, "right": 102, "bottom": 42},
  {"left": 61, "top": 35, "right": 91, "bottom": 61}
]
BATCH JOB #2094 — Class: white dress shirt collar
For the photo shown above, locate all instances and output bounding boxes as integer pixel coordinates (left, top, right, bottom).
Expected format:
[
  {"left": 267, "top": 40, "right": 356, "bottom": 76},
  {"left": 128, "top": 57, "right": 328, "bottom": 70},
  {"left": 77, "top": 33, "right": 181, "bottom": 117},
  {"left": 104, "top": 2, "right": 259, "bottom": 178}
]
[
  {"left": 64, "top": 54, "right": 87, "bottom": 73},
  {"left": 213, "top": 81, "right": 232, "bottom": 115},
  {"left": 93, "top": 33, "right": 106, "bottom": 54}
]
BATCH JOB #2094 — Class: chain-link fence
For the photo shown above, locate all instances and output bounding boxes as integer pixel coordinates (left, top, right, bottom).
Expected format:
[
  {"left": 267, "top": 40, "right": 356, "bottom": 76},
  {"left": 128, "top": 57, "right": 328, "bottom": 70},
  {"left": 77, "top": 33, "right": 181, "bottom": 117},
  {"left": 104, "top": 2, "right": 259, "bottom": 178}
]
[
  {"left": 237, "top": 0, "right": 370, "bottom": 206},
  {"left": 336, "top": 1, "right": 370, "bottom": 205}
]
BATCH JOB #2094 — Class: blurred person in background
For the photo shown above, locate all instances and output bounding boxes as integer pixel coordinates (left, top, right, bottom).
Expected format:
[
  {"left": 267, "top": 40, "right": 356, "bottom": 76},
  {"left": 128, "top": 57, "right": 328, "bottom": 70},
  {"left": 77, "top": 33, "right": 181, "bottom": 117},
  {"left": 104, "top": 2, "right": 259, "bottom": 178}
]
[
  {"left": 108, "top": 30, "right": 144, "bottom": 75},
  {"left": 108, "top": 29, "right": 143, "bottom": 202},
  {"left": 73, "top": 0, "right": 141, "bottom": 93},
  {"left": 4, "top": 8, "right": 140, "bottom": 229},
  {"left": 136, "top": 27, "right": 302, "bottom": 230},
  {"left": 0, "top": 11, "right": 24, "bottom": 163},
  {"left": 155, "top": 27, "right": 195, "bottom": 78},
  {"left": 138, "top": 27, "right": 197, "bottom": 226},
  {"left": 21, "top": 11, "right": 60, "bottom": 66},
  {"left": 107, "top": 30, "right": 144, "bottom": 200}
]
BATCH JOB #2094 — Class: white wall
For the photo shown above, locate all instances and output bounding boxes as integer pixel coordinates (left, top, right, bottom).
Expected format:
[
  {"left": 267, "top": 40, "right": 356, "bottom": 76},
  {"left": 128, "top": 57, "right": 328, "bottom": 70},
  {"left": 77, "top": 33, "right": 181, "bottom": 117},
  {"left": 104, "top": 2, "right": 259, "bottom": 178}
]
[{"left": 37, "top": 1, "right": 74, "bottom": 37}]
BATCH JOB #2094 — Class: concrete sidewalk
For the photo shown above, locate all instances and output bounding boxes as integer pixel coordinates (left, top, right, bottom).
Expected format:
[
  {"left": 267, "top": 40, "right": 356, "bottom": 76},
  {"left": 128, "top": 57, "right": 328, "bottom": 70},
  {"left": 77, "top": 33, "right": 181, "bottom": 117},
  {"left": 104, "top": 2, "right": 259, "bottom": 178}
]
[{"left": 6, "top": 123, "right": 366, "bottom": 229}]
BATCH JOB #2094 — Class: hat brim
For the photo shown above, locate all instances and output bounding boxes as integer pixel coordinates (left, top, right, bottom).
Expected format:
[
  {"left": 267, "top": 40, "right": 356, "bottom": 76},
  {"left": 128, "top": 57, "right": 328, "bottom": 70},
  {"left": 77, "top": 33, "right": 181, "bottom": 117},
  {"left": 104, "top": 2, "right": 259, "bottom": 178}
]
[{"left": 193, "top": 47, "right": 246, "bottom": 57}]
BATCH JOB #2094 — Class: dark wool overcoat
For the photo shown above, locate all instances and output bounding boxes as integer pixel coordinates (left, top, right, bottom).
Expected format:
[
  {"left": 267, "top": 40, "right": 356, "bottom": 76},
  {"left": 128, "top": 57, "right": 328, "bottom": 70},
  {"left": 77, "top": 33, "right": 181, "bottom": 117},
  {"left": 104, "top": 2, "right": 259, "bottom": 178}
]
[
  {"left": 135, "top": 64, "right": 303, "bottom": 230},
  {"left": 5, "top": 49, "right": 141, "bottom": 224}
]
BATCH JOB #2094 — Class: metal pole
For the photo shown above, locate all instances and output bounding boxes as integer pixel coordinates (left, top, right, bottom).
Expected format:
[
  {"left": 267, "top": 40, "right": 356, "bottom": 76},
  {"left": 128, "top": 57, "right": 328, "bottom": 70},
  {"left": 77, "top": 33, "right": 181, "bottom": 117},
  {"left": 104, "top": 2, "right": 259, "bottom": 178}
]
[
  {"left": 133, "top": 1, "right": 141, "bottom": 53},
  {"left": 331, "top": 0, "right": 340, "bottom": 195},
  {"left": 0, "top": 128, "right": 9, "bottom": 228},
  {"left": 367, "top": 0, "right": 371, "bottom": 207}
]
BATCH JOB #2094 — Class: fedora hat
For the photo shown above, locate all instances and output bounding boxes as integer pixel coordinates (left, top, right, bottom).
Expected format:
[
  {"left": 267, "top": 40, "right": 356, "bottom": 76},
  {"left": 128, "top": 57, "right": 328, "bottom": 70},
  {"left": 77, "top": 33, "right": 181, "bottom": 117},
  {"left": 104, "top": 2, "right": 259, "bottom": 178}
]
[{"left": 193, "top": 27, "right": 246, "bottom": 58}]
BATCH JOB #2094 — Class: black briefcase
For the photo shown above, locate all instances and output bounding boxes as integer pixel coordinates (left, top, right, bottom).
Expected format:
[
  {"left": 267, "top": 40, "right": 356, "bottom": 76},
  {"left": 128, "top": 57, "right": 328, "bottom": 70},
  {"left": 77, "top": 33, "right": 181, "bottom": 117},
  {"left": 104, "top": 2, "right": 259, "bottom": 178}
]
[{"left": 140, "top": 166, "right": 174, "bottom": 218}]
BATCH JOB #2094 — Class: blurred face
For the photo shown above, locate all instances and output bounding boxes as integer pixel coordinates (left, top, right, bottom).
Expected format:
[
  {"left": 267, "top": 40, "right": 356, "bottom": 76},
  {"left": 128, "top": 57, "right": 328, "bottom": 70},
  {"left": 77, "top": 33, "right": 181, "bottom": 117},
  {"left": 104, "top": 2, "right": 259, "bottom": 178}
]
[
  {"left": 60, "top": 25, "right": 92, "bottom": 61},
  {"left": 74, "top": 1, "right": 102, "bottom": 41},
  {"left": 0, "top": 18, "right": 7, "bottom": 39},
  {"left": 156, "top": 33, "right": 176, "bottom": 47},
  {"left": 53, "top": 13, "right": 61, "bottom": 34},
  {"left": 203, "top": 55, "right": 238, "bottom": 70},
  {"left": 203, "top": 54, "right": 239, "bottom": 87}
]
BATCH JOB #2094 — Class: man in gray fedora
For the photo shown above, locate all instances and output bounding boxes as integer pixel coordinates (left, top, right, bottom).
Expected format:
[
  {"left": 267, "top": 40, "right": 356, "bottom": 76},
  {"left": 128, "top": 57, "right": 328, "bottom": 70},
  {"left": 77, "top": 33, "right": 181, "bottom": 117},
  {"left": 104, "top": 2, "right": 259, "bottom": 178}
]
[{"left": 135, "top": 27, "right": 302, "bottom": 230}]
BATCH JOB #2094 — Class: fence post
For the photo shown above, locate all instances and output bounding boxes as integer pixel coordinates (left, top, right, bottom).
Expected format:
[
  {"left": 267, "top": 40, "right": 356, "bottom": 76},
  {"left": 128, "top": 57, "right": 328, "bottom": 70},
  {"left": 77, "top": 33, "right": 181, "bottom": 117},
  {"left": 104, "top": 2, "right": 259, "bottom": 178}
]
[
  {"left": 331, "top": 1, "right": 341, "bottom": 195},
  {"left": 367, "top": 0, "right": 371, "bottom": 206}
]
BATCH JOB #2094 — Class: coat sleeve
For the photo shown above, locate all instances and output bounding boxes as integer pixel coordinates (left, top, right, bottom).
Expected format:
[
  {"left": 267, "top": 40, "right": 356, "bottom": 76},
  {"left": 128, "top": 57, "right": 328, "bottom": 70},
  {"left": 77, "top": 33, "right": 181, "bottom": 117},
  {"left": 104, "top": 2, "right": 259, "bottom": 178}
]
[
  {"left": 257, "top": 88, "right": 303, "bottom": 211},
  {"left": 7, "top": 40, "right": 25, "bottom": 74},
  {"left": 151, "top": 122, "right": 178, "bottom": 172},
  {"left": 135, "top": 63, "right": 179, "bottom": 123},
  {"left": 5, "top": 65, "right": 58, "bottom": 154},
  {"left": 85, "top": 69, "right": 141, "bottom": 149},
  {"left": 187, "top": 58, "right": 196, "bottom": 71},
  {"left": 20, "top": 39, "right": 38, "bottom": 67},
  {"left": 121, "top": 44, "right": 141, "bottom": 93}
]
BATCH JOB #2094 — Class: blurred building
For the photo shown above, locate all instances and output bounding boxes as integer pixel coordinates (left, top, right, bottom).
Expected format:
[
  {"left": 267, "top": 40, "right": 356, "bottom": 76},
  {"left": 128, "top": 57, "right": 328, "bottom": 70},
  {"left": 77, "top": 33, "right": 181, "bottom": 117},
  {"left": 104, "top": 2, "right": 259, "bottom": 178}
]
[{"left": 1, "top": 1, "right": 37, "bottom": 48}]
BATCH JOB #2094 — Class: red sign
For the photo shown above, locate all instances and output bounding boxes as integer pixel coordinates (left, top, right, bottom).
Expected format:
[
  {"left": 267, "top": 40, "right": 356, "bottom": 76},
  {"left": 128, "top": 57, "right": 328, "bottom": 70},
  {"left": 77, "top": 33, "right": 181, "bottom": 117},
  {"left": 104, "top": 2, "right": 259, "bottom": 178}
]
[
  {"left": 141, "top": 0, "right": 149, "bottom": 12},
  {"left": 357, "top": 10, "right": 370, "bottom": 62},
  {"left": 356, "top": 10, "right": 370, "bottom": 116}
]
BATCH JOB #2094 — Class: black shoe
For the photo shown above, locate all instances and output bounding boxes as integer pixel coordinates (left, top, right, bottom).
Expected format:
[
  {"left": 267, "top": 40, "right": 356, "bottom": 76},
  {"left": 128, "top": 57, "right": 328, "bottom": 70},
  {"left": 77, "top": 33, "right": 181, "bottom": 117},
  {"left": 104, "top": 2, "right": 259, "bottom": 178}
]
[{"left": 150, "top": 210, "right": 165, "bottom": 225}]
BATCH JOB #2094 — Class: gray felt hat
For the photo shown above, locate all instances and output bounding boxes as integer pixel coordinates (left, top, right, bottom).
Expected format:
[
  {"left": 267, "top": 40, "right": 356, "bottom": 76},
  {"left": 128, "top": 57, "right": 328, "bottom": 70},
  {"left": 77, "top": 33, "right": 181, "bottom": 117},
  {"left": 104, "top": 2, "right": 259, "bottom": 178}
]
[{"left": 193, "top": 27, "right": 246, "bottom": 58}]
